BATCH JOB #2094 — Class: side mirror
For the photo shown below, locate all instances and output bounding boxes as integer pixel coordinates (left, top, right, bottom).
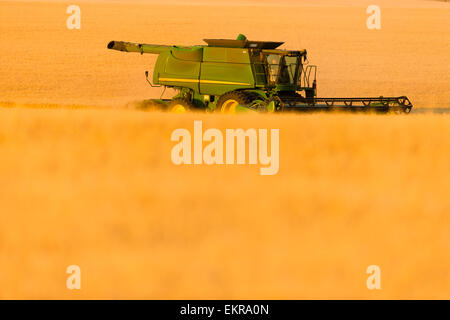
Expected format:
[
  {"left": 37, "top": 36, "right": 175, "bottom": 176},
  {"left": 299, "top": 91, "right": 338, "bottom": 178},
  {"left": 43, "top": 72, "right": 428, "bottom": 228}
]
[{"left": 145, "top": 71, "right": 149, "bottom": 78}]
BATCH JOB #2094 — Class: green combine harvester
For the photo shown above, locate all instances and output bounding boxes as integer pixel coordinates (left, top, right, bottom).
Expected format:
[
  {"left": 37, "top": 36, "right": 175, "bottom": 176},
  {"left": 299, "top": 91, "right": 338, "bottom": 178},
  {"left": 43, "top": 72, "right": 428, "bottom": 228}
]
[{"left": 107, "top": 34, "right": 412, "bottom": 113}]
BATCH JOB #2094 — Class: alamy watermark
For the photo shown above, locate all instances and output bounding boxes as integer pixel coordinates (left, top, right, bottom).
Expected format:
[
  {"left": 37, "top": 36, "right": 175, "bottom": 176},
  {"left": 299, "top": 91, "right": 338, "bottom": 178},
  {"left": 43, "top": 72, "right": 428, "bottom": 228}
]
[
  {"left": 66, "top": 265, "right": 81, "bottom": 290},
  {"left": 66, "top": 5, "right": 81, "bottom": 30},
  {"left": 171, "top": 121, "right": 279, "bottom": 175},
  {"left": 366, "top": 265, "right": 381, "bottom": 290},
  {"left": 366, "top": 5, "right": 381, "bottom": 30}
]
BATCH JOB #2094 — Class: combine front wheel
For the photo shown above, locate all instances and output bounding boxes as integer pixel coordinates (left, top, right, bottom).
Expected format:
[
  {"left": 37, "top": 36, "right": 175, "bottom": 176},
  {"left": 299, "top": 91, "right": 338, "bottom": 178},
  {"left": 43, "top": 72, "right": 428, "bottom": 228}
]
[{"left": 168, "top": 98, "right": 193, "bottom": 113}]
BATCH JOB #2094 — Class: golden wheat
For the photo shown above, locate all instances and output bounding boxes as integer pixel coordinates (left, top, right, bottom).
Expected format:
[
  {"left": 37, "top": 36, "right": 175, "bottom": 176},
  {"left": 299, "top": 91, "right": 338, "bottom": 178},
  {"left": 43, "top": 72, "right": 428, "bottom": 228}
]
[{"left": 0, "top": 104, "right": 449, "bottom": 299}]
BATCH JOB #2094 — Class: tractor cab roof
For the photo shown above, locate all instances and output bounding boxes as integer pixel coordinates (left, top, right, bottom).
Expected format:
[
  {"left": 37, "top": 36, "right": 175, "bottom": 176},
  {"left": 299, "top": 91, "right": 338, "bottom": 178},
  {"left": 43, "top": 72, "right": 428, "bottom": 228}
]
[
  {"left": 262, "top": 49, "right": 307, "bottom": 56},
  {"left": 203, "top": 38, "right": 284, "bottom": 50}
]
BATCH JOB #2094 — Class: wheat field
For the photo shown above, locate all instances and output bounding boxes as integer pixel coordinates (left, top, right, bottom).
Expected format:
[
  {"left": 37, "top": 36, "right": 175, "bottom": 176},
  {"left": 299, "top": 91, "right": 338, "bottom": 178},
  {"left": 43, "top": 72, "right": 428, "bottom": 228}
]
[
  {"left": 1, "top": 105, "right": 450, "bottom": 299},
  {"left": 1, "top": 0, "right": 450, "bottom": 299}
]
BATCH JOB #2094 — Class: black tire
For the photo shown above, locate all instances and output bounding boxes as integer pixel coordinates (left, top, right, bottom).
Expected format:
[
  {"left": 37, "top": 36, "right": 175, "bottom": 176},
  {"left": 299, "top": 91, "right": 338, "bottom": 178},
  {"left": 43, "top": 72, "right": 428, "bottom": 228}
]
[
  {"left": 168, "top": 98, "right": 194, "bottom": 113},
  {"left": 216, "top": 91, "right": 258, "bottom": 113}
]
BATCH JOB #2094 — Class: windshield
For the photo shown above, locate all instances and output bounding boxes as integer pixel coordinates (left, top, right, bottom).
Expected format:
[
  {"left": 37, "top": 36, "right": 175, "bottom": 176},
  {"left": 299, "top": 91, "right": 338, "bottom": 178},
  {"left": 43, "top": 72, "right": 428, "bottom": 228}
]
[{"left": 265, "top": 54, "right": 299, "bottom": 85}]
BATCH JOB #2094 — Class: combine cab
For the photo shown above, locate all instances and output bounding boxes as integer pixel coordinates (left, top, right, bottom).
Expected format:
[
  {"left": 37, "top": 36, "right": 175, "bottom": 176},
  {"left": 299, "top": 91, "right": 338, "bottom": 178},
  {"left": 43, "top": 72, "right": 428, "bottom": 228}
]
[{"left": 107, "top": 34, "right": 412, "bottom": 114}]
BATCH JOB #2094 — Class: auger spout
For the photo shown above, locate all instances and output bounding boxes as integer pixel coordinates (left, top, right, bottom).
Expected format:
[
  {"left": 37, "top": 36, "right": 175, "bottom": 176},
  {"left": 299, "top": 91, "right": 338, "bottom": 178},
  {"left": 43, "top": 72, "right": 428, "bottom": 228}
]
[{"left": 107, "top": 41, "right": 171, "bottom": 55}]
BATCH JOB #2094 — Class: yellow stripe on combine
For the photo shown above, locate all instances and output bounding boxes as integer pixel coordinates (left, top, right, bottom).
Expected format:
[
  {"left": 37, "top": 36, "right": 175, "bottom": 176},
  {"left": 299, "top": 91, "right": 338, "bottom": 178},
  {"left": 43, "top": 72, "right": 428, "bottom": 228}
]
[
  {"left": 158, "top": 78, "right": 199, "bottom": 83},
  {"left": 159, "top": 78, "right": 251, "bottom": 86},
  {"left": 200, "top": 79, "right": 251, "bottom": 86}
]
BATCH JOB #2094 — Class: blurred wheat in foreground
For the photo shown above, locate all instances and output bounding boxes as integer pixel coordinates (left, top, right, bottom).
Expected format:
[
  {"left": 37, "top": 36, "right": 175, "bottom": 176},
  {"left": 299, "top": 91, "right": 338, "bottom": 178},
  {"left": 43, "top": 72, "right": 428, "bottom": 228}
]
[{"left": 0, "top": 105, "right": 449, "bottom": 299}]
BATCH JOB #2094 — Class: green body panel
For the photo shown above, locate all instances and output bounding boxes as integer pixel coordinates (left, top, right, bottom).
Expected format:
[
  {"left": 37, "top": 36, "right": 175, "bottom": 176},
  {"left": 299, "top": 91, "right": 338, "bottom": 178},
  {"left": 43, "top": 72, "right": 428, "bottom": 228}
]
[
  {"left": 154, "top": 51, "right": 201, "bottom": 92},
  {"left": 152, "top": 46, "right": 257, "bottom": 96},
  {"left": 200, "top": 47, "right": 254, "bottom": 95},
  {"left": 171, "top": 46, "right": 203, "bottom": 61}
]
